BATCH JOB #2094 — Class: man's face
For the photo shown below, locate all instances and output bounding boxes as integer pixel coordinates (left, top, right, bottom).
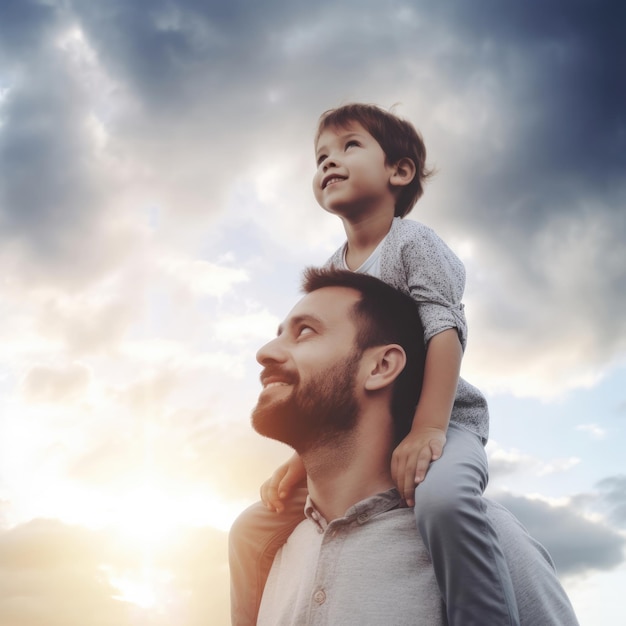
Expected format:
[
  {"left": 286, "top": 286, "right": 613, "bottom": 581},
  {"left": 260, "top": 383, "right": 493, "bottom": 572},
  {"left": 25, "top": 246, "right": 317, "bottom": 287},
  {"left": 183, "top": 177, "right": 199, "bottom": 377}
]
[{"left": 251, "top": 287, "right": 364, "bottom": 452}]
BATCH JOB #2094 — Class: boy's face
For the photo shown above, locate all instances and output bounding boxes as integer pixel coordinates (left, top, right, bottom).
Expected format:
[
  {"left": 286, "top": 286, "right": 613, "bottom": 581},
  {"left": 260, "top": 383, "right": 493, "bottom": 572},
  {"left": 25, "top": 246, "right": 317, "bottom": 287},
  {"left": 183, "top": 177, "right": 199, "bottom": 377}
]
[{"left": 313, "top": 122, "right": 398, "bottom": 219}]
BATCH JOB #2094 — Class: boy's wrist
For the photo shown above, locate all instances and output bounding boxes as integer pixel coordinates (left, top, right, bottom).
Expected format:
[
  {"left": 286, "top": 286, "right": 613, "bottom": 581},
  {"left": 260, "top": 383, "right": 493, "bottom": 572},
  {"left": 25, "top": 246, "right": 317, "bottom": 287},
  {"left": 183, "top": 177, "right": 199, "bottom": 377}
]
[{"left": 410, "top": 415, "right": 448, "bottom": 435}]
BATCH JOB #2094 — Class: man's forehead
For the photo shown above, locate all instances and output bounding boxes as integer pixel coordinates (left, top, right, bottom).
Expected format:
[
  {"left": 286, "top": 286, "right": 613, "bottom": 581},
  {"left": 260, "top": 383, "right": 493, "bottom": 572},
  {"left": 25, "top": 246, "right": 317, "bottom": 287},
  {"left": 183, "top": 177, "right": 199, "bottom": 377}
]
[{"left": 284, "top": 286, "right": 360, "bottom": 326}]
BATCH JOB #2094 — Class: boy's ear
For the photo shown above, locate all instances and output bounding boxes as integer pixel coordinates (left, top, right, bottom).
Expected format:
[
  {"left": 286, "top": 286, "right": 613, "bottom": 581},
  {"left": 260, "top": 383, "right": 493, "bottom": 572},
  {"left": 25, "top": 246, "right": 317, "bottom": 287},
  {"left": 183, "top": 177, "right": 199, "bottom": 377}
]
[
  {"left": 390, "top": 157, "right": 416, "bottom": 188},
  {"left": 363, "top": 344, "right": 406, "bottom": 391}
]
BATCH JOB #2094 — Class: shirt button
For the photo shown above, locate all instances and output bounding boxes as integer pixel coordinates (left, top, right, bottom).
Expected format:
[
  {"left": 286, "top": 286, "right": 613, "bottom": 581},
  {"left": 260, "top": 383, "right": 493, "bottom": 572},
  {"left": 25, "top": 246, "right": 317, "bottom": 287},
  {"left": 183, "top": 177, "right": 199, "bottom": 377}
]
[
  {"left": 357, "top": 513, "right": 369, "bottom": 523},
  {"left": 313, "top": 590, "right": 326, "bottom": 604}
]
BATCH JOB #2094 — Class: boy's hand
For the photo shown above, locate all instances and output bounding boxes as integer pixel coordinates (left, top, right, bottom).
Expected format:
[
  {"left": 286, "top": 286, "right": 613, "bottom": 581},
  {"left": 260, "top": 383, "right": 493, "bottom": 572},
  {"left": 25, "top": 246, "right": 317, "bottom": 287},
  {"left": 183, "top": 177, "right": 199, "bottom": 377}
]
[
  {"left": 260, "top": 453, "right": 307, "bottom": 513},
  {"left": 391, "top": 426, "right": 447, "bottom": 507}
]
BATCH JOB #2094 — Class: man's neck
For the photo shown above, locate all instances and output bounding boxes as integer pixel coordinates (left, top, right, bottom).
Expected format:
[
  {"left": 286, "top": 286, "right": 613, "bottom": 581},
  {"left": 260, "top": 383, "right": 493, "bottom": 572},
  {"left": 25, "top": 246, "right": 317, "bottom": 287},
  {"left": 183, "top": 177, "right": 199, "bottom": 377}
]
[{"left": 300, "top": 417, "right": 395, "bottom": 522}]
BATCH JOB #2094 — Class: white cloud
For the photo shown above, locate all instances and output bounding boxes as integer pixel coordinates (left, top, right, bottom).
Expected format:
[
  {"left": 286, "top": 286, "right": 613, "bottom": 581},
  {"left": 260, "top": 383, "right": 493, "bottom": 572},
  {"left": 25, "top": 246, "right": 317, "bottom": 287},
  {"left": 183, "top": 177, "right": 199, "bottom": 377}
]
[
  {"left": 160, "top": 257, "right": 249, "bottom": 298},
  {"left": 487, "top": 442, "right": 581, "bottom": 479},
  {"left": 575, "top": 423, "right": 607, "bottom": 440},
  {"left": 213, "top": 309, "right": 279, "bottom": 346},
  {"left": 20, "top": 363, "right": 91, "bottom": 404}
]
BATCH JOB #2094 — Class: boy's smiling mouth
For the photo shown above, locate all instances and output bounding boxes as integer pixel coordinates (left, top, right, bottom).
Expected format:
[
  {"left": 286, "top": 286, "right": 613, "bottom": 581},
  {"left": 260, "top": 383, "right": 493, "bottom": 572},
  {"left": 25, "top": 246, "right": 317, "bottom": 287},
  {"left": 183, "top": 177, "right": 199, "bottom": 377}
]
[{"left": 322, "top": 175, "right": 347, "bottom": 189}]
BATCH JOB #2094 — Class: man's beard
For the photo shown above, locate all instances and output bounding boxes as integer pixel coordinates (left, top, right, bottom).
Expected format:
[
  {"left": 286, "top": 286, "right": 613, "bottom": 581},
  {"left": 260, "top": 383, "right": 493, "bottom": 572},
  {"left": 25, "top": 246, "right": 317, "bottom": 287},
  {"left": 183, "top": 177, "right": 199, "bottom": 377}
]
[{"left": 251, "top": 354, "right": 360, "bottom": 454}]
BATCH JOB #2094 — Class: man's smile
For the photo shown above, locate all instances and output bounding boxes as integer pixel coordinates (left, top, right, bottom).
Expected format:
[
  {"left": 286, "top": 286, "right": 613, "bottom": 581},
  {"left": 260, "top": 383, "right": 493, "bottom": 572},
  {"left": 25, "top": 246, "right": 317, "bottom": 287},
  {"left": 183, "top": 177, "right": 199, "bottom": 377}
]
[
  {"left": 260, "top": 367, "right": 298, "bottom": 389},
  {"left": 263, "top": 381, "right": 290, "bottom": 389}
]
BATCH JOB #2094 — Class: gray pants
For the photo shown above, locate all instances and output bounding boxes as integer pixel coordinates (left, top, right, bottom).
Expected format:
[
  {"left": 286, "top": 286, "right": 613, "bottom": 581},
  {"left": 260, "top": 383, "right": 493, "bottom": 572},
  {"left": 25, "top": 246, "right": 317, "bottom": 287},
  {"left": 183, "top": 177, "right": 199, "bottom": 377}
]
[{"left": 415, "top": 422, "right": 519, "bottom": 625}]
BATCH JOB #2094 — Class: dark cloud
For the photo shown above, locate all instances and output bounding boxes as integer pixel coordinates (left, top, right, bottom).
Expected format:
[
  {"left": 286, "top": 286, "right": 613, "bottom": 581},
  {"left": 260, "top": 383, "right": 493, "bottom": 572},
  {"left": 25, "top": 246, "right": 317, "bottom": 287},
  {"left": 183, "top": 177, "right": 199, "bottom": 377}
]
[
  {"left": 0, "top": 0, "right": 65, "bottom": 62},
  {"left": 430, "top": 0, "right": 625, "bottom": 181},
  {"left": 71, "top": 0, "right": 337, "bottom": 111},
  {"left": 0, "top": 0, "right": 141, "bottom": 289},
  {"left": 595, "top": 475, "right": 626, "bottom": 527},
  {"left": 3, "top": 0, "right": 621, "bottom": 321},
  {"left": 495, "top": 492, "right": 625, "bottom": 577},
  {"left": 0, "top": 55, "right": 99, "bottom": 243}
]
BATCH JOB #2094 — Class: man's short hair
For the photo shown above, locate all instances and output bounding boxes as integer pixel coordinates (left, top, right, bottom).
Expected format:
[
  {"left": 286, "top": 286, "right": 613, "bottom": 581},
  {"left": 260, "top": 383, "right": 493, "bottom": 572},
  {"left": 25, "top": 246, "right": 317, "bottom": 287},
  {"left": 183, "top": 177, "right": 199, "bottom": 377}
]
[
  {"left": 302, "top": 267, "right": 426, "bottom": 444},
  {"left": 315, "top": 103, "right": 434, "bottom": 218}
]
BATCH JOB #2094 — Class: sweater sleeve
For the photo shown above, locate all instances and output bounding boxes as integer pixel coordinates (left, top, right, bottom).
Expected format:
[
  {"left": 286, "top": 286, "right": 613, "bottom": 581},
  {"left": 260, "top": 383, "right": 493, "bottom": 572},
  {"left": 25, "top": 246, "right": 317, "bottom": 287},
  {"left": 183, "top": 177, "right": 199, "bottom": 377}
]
[{"left": 400, "top": 221, "right": 468, "bottom": 349}]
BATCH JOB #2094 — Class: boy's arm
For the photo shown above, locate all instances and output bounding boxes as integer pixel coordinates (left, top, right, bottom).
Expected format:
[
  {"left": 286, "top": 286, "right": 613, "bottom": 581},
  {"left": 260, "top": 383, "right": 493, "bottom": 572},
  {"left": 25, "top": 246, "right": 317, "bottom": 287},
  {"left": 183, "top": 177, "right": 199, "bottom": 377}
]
[
  {"left": 260, "top": 452, "right": 307, "bottom": 513},
  {"left": 391, "top": 328, "right": 462, "bottom": 506}
]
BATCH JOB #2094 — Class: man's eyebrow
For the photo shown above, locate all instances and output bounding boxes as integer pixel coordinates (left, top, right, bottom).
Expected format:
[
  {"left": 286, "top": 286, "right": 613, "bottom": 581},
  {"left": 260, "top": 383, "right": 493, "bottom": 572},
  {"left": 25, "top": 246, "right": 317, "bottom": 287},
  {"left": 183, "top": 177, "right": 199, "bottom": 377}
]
[{"left": 276, "top": 313, "right": 324, "bottom": 336}]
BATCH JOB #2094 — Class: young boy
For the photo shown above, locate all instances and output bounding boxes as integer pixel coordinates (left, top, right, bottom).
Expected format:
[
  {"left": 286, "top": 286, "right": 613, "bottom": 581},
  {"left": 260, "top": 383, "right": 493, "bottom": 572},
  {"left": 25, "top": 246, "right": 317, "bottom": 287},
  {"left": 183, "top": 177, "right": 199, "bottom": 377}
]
[{"left": 230, "top": 104, "right": 520, "bottom": 625}]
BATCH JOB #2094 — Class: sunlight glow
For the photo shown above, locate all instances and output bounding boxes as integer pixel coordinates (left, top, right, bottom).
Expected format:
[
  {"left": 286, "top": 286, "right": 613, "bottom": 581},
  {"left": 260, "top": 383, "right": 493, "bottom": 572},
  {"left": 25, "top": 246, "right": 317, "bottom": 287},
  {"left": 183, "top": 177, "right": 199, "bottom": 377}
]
[{"left": 111, "top": 572, "right": 158, "bottom": 610}]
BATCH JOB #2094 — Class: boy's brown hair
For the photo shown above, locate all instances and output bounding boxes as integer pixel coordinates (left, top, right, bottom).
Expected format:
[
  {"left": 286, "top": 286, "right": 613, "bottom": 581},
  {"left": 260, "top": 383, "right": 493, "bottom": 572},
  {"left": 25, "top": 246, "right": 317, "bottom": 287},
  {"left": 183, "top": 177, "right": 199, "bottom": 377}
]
[{"left": 316, "top": 103, "right": 434, "bottom": 218}]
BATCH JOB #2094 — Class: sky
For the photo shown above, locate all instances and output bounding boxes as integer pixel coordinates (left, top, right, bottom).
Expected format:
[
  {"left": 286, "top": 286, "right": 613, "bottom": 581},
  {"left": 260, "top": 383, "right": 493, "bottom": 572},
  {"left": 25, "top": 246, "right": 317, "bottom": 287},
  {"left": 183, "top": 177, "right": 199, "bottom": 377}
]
[{"left": 0, "top": 0, "right": 624, "bottom": 624}]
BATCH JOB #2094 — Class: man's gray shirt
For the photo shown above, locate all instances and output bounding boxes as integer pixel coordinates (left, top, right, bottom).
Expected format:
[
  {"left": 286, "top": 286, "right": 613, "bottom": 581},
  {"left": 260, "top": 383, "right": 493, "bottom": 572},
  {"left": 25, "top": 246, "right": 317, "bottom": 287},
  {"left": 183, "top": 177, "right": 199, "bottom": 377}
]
[{"left": 257, "top": 489, "right": 579, "bottom": 626}]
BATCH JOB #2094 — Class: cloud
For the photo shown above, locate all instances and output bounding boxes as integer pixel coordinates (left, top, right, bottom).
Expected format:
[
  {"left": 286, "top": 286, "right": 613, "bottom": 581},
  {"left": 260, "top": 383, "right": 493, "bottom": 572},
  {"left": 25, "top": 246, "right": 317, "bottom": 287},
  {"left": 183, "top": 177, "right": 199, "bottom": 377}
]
[
  {"left": 487, "top": 443, "right": 581, "bottom": 479},
  {"left": 20, "top": 362, "right": 91, "bottom": 404},
  {"left": 494, "top": 492, "right": 626, "bottom": 577},
  {"left": 36, "top": 288, "right": 140, "bottom": 355},
  {"left": 0, "top": 518, "right": 230, "bottom": 626},
  {"left": 595, "top": 475, "right": 626, "bottom": 527},
  {"left": 1, "top": 0, "right": 623, "bottom": 399},
  {"left": 0, "top": 519, "right": 130, "bottom": 626},
  {"left": 160, "top": 257, "right": 249, "bottom": 298},
  {"left": 0, "top": 1, "right": 142, "bottom": 289},
  {"left": 575, "top": 423, "right": 607, "bottom": 440},
  {"left": 0, "top": 1, "right": 624, "bottom": 620}
]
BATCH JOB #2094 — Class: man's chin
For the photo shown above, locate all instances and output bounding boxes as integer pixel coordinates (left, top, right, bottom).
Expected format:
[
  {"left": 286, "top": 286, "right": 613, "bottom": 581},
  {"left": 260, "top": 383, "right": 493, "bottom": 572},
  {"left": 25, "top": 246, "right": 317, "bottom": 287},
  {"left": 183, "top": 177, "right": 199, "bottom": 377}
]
[{"left": 251, "top": 402, "right": 293, "bottom": 444}]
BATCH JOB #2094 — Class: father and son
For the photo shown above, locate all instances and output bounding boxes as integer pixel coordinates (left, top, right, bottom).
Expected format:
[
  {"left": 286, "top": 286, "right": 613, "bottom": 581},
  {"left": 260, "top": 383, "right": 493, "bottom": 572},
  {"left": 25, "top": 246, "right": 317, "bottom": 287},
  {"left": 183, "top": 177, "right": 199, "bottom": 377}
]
[{"left": 228, "top": 104, "right": 579, "bottom": 625}]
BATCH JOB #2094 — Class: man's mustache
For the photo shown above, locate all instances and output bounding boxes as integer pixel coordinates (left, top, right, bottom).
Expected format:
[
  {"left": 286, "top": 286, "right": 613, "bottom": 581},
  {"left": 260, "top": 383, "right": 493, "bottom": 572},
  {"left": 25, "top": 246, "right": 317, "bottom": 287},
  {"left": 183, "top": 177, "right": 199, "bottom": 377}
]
[{"left": 259, "top": 365, "right": 299, "bottom": 387}]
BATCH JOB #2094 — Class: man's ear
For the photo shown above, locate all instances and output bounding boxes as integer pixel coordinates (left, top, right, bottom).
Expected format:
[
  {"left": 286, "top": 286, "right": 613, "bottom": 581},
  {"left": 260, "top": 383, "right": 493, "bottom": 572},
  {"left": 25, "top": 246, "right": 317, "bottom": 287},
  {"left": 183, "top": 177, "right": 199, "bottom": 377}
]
[
  {"left": 364, "top": 344, "right": 406, "bottom": 391},
  {"left": 390, "top": 158, "right": 416, "bottom": 189}
]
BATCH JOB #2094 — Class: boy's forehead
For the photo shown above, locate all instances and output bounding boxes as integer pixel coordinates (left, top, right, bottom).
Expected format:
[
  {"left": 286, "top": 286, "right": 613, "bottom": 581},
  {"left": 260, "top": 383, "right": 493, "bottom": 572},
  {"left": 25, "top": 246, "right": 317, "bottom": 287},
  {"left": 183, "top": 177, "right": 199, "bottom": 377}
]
[{"left": 315, "top": 121, "right": 369, "bottom": 147}]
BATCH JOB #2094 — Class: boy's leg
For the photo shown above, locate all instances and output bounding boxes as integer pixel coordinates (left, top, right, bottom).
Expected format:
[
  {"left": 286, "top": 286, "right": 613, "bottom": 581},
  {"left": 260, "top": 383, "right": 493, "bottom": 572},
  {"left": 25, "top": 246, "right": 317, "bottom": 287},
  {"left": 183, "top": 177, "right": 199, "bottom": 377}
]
[
  {"left": 229, "top": 488, "right": 307, "bottom": 626},
  {"left": 413, "top": 423, "right": 520, "bottom": 626}
]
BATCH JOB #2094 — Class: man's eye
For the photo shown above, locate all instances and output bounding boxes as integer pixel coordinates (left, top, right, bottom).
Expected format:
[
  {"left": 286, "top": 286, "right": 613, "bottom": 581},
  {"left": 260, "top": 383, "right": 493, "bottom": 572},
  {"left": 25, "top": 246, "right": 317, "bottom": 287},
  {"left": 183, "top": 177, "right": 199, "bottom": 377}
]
[{"left": 297, "top": 326, "right": 314, "bottom": 338}]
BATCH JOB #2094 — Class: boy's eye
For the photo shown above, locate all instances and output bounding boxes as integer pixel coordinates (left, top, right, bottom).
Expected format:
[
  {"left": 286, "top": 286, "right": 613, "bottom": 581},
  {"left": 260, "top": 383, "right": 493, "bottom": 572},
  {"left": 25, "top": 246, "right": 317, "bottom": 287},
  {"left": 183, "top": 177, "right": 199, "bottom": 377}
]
[
  {"left": 345, "top": 140, "right": 360, "bottom": 149},
  {"left": 316, "top": 154, "right": 327, "bottom": 166}
]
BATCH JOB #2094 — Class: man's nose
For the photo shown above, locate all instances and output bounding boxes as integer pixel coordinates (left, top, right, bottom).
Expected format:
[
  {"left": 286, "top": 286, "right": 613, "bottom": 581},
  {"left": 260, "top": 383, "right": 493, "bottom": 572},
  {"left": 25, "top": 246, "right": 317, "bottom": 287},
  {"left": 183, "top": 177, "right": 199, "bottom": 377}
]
[{"left": 256, "top": 336, "right": 287, "bottom": 366}]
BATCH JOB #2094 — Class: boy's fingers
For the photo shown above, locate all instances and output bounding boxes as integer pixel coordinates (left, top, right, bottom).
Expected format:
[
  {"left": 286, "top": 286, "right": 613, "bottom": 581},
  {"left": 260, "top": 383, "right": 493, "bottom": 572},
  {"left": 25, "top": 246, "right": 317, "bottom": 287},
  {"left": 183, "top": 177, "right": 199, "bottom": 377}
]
[
  {"left": 268, "top": 473, "right": 282, "bottom": 489},
  {"left": 414, "top": 447, "right": 433, "bottom": 483},
  {"left": 404, "top": 461, "right": 416, "bottom": 506},
  {"left": 260, "top": 480, "right": 270, "bottom": 502},
  {"left": 430, "top": 439, "right": 444, "bottom": 460},
  {"left": 277, "top": 478, "right": 291, "bottom": 499}
]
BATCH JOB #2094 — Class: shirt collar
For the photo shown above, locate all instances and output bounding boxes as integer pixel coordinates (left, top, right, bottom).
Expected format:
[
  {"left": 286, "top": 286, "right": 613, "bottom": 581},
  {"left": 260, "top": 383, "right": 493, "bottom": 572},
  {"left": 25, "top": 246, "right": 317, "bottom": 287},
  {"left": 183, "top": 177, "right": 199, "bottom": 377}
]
[{"left": 304, "top": 488, "right": 404, "bottom": 533}]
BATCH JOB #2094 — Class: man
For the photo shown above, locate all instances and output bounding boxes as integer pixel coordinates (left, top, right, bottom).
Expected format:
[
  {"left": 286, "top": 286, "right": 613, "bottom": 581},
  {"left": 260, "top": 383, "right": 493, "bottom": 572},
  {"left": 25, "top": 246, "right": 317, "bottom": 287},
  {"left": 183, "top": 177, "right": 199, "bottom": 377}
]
[{"left": 236, "top": 267, "right": 578, "bottom": 625}]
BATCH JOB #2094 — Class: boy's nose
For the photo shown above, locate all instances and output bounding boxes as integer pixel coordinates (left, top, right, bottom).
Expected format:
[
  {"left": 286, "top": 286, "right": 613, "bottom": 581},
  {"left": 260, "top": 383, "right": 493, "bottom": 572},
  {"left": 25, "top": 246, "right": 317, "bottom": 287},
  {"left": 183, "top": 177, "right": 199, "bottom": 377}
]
[{"left": 323, "top": 156, "right": 338, "bottom": 171}]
